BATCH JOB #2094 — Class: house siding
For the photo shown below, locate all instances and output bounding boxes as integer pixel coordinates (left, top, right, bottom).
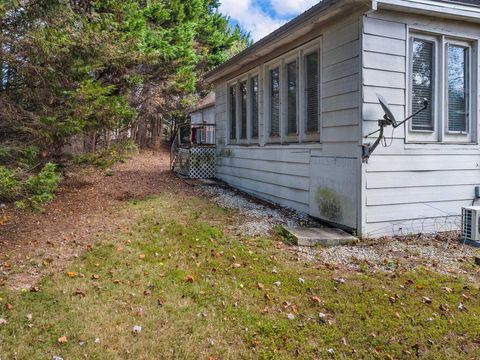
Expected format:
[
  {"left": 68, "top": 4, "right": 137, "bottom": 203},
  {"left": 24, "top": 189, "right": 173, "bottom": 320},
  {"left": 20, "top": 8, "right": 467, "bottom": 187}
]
[
  {"left": 361, "top": 11, "right": 480, "bottom": 237},
  {"left": 215, "top": 15, "right": 363, "bottom": 229}
]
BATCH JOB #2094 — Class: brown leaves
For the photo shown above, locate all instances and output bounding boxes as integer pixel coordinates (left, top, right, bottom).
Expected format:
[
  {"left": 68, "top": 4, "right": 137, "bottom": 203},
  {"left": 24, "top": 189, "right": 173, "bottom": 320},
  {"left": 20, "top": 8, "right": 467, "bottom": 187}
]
[
  {"left": 74, "top": 288, "right": 86, "bottom": 298},
  {"left": 67, "top": 271, "right": 78, "bottom": 278},
  {"left": 139, "top": 254, "right": 146, "bottom": 260},
  {"left": 310, "top": 296, "right": 321, "bottom": 304},
  {"left": 57, "top": 335, "right": 68, "bottom": 344},
  {"left": 5, "top": 303, "right": 13, "bottom": 311},
  {"left": 91, "top": 274, "right": 100, "bottom": 280},
  {"left": 185, "top": 275, "right": 194, "bottom": 283}
]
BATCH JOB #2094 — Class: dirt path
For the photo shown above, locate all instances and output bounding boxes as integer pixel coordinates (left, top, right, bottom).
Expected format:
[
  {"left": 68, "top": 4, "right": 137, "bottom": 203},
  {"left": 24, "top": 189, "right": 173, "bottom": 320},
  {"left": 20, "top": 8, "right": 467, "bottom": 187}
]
[{"left": 0, "top": 148, "right": 191, "bottom": 289}]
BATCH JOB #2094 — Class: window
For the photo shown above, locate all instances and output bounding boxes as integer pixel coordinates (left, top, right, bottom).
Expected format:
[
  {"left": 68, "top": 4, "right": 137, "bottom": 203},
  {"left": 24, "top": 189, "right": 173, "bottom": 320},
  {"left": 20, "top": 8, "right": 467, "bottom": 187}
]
[
  {"left": 270, "top": 67, "right": 280, "bottom": 137},
  {"left": 447, "top": 44, "right": 468, "bottom": 132},
  {"left": 408, "top": 33, "right": 475, "bottom": 143},
  {"left": 225, "top": 38, "right": 322, "bottom": 146},
  {"left": 411, "top": 39, "right": 434, "bottom": 131},
  {"left": 229, "top": 85, "right": 236, "bottom": 141},
  {"left": 286, "top": 61, "right": 298, "bottom": 135},
  {"left": 240, "top": 80, "right": 247, "bottom": 140},
  {"left": 251, "top": 76, "right": 259, "bottom": 139},
  {"left": 305, "top": 51, "right": 319, "bottom": 133}
]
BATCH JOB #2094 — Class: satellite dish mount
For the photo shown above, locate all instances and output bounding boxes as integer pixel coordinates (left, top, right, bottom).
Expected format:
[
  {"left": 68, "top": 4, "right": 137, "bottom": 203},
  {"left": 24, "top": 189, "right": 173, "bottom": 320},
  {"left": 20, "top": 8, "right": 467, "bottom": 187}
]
[{"left": 362, "top": 94, "right": 428, "bottom": 162}]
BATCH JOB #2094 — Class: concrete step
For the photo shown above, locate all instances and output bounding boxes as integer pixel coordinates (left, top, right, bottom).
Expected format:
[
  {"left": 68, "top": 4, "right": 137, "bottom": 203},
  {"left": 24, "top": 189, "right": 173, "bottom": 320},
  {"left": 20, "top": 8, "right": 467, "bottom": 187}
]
[{"left": 283, "top": 226, "right": 358, "bottom": 247}]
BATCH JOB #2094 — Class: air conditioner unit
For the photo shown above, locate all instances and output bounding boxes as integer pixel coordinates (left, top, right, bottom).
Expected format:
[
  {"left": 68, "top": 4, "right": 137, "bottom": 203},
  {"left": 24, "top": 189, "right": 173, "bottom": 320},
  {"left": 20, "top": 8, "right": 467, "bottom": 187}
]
[{"left": 461, "top": 206, "right": 480, "bottom": 243}]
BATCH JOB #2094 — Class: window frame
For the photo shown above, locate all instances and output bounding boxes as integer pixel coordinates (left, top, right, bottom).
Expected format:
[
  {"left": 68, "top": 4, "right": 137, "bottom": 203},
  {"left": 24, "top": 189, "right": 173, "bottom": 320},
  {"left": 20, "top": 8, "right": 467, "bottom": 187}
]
[
  {"left": 227, "top": 82, "right": 238, "bottom": 145},
  {"left": 249, "top": 73, "right": 260, "bottom": 144},
  {"left": 444, "top": 39, "right": 472, "bottom": 142},
  {"left": 239, "top": 78, "right": 249, "bottom": 144},
  {"left": 303, "top": 45, "right": 321, "bottom": 143},
  {"left": 284, "top": 54, "right": 300, "bottom": 143},
  {"left": 224, "top": 36, "right": 322, "bottom": 147},
  {"left": 407, "top": 30, "right": 477, "bottom": 144},
  {"left": 265, "top": 61, "right": 282, "bottom": 144}
]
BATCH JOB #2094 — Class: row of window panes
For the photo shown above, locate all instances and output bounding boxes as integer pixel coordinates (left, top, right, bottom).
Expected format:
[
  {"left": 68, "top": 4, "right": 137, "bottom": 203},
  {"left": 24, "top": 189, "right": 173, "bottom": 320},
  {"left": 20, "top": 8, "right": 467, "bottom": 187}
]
[
  {"left": 229, "top": 76, "right": 259, "bottom": 141},
  {"left": 228, "top": 50, "right": 320, "bottom": 143},
  {"left": 411, "top": 36, "right": 471, "bottom": 134}
]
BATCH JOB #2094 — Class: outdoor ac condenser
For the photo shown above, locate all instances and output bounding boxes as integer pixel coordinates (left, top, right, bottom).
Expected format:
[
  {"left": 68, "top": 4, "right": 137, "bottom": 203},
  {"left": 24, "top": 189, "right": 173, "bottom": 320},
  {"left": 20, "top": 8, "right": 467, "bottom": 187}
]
[{"left": 461, "top": 206, "right": 480, "bottom": 243}]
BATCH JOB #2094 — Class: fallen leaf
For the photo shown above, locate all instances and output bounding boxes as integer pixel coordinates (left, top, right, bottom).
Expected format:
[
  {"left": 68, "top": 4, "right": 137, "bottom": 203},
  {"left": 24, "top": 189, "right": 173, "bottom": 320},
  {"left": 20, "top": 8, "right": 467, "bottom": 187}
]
[
  {"left": 157, "top": 298, "right": 164, "bottom": 306},
  {"left": 5, "top": 303, "right": 13, "bottom": 310},
  {"left": 74, "top": 288, "right": 86, "bottom": 297},
  {"left": 30, "top": 286, "right": 40, "bottom": 293},
  {"left": 311, "top": 296, "right": 321, "bottom": 304},
  {"left": 57, "top": 335, "right": 68, "bottom": 344},
  {"left": 139, "top": 254, "right": 145, "bottom": 260},
  {"left": 67, "top": 271, "right": 78, "bottom": 278},
  {"left": 257, "top": 283, "right": 264, "bottom": 290},
  {"left": 91, "top": 274, "right": 100, "bottom": 280},
  {"left": 185, "top": 275, "right": 194, "bottom": 283},
  {"left": 231, "top": 263, "right": 241, "bottom": 269},
  {"left": 0, "top": 318, "right": 7, "bottom": 325},
  {"left": 422, "top": 297, "right": 432, "bottom": 304},
  {"left": 442, "top": 287, "right": 453, "bottom": 293},
  {"left": 439, "top": 304, "right": 450, "bottom": 312}
]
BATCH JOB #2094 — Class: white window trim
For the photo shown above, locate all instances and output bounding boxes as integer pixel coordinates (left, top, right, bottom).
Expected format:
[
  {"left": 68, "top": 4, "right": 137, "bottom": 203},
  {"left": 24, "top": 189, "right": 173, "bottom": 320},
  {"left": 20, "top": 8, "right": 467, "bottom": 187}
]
[
  {"left": 444, "top": 39, "right": 472, "bottom": 142},
  {"left": 284, "top": 54, "right": 300, "bottom": 143},
  {"left": 238, "top": 78, "right": 249, "bottom": 144},
  {"left": 302, "top": 44, "right": 322, "bottom": 143},
  {"left": 225, "top": 36, "right": 322, "bottom": 147},
  {"left": 406, "top": 29, "right": 477, "bottom": 144},
  {"left": 265, "top": 61, "right": 282, "bottom": 144},
  {"left": 249, "top": 73, "right": 260, "bottom": 144}
]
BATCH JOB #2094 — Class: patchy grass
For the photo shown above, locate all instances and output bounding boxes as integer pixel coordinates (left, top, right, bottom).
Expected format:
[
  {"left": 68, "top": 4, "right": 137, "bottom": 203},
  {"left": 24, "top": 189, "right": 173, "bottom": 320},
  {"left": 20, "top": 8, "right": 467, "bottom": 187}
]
[{"left": 1, "top": 192, "right": 479, "bottom": 359}]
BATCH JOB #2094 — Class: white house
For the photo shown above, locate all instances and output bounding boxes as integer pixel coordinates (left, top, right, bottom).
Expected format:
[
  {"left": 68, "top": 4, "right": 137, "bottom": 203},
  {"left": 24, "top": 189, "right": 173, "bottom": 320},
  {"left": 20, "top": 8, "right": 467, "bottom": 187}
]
[{"left": 205, "top": 0, "right": 480, "bottom": 238}]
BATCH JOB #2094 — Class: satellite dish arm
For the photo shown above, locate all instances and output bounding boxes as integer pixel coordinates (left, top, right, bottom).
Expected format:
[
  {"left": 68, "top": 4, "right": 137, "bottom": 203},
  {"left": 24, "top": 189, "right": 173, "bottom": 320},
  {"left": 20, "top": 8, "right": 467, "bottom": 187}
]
[
  {"left": 392, "top": 99, "right": 429, "bottom": 129},
  {"left": 362, "top": 98, "right": 429, "bottom": 162}
]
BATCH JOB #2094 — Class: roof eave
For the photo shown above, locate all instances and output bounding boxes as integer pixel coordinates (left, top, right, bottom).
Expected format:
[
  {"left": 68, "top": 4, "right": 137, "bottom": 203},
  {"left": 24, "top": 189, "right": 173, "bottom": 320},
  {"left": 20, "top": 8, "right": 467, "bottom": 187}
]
[
  {"left": 374, "top": 0, "right": 480, "bottom": 21},
  {"left": 204, "top": 0, "right": 357, "bottom": 83}
]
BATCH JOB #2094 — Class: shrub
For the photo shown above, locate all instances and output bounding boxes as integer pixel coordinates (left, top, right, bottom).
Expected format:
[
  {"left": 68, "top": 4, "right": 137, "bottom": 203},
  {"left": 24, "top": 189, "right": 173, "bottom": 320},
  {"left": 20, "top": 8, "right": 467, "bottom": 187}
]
[
  {"left": 0, "top": 163, "right": 61, "bottom": 211},
  {"left": 0, "top": 167, "right": 21, "bottom": 202},
  {"left": 16, "top": 163, "right": 62, "bottom": 211}
]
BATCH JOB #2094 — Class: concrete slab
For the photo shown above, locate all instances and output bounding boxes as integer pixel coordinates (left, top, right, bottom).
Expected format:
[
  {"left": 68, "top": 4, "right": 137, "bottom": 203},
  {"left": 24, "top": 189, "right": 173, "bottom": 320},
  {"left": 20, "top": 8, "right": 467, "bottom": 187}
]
[{"left": 283, "top": 226, "right": 359, "bottom": 247}]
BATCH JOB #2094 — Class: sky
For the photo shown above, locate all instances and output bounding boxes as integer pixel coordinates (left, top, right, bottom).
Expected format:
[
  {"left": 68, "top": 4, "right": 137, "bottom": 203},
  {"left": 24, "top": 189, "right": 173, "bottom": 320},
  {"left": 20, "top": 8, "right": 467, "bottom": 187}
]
[{"left": 218, "top": 0, "right": 320, "bottom": 42}]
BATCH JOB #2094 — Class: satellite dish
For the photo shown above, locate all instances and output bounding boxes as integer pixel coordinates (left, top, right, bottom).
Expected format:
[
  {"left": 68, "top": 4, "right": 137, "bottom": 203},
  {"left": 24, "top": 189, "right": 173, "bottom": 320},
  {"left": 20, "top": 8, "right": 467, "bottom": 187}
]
[{"left": 377, "top": 93, "right": 397, "bottom": 127}]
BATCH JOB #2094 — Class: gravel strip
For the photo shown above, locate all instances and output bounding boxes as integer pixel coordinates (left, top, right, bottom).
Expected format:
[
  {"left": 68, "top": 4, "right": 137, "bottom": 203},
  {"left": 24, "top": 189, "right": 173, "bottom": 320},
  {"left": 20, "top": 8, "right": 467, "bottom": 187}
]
[
  {"left": 201, "top": 185, "right": 318, "bottom": 237},
  {"left": 202, "top": 184, "right": 480, "bottom": 280}
]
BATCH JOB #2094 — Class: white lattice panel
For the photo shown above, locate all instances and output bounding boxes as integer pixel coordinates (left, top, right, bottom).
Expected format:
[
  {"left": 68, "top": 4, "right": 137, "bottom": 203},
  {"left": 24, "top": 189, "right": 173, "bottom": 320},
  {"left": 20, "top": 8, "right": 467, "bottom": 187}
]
[{"left": 189, "top": 147, "right": 216, "bottom": 179}]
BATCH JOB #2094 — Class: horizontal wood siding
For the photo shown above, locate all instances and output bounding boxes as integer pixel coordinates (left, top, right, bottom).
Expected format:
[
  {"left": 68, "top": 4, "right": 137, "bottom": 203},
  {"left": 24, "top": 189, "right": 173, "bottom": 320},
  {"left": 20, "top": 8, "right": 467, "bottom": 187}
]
[
  {"left": 213, "top": 16, "right": 362, "bottom": 229},
  {"left": 361, "top": 13, "right": 480, "bottom": 237}
]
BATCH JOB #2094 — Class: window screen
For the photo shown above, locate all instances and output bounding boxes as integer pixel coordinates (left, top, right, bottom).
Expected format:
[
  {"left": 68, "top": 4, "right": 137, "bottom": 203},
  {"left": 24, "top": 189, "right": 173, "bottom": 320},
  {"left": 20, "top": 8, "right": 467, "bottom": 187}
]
[
  {"left": 229, "top": 85, "right": 236, "bottom": 140},
  {"left": 287, "top": 61, "right": 297, "bottom": 135},
  {"left": 251, "top": 76, "right": 259, "bottom": 139},
  {"left": 447, "top": 45, "right": 468, "bottom": 132},
  {"left": 240, "top": 81, "right": 247, "bottom": 139},
  {"left": 305, "top": 52, "right": 319, "bottom": 133},
  {"left": 411, "top": 39, "right": 434, "bottom": 131},
  {"left": 270, "top": 67, "right": 280, "bottom": 137}
]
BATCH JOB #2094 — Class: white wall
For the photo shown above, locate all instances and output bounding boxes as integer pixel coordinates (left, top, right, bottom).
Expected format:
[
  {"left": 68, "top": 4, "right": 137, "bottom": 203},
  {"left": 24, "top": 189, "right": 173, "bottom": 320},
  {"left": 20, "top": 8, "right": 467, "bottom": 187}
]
[
  {"left": 215, "top": 15, "right": 363, "bottom": 229},
  {"left": 361, "top": 11, "right": 480, "bottom": 237}
]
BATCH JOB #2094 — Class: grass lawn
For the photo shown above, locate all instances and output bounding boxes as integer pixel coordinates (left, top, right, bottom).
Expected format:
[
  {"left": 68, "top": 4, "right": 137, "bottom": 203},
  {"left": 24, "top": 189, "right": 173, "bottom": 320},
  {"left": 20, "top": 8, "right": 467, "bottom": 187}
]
[{"left": 1, "top": 192, "right": 479, "bottom": 359}]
